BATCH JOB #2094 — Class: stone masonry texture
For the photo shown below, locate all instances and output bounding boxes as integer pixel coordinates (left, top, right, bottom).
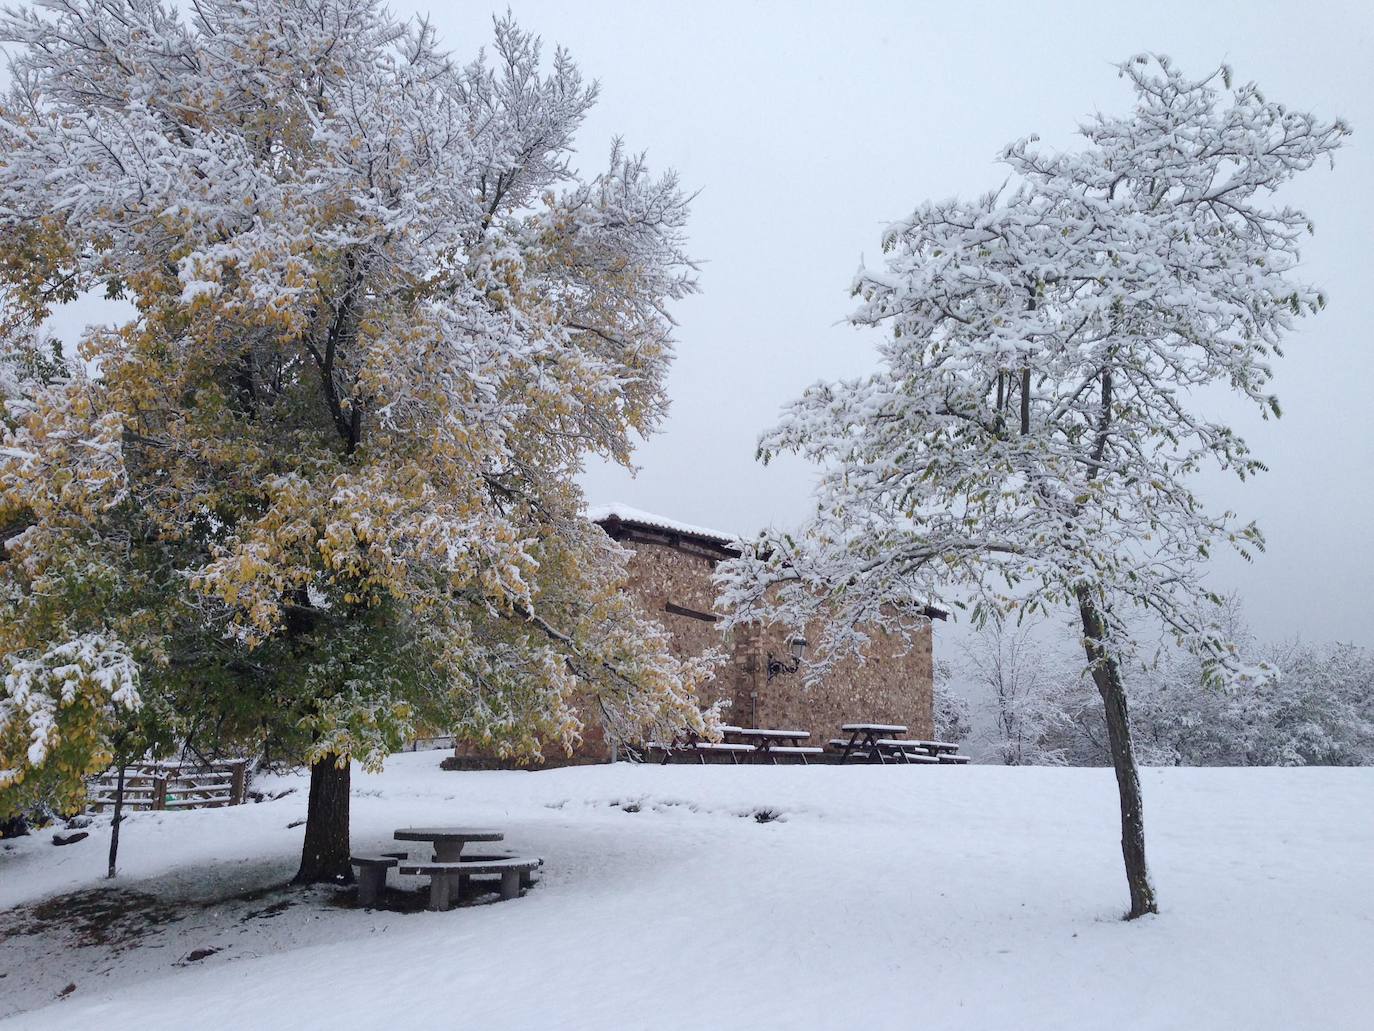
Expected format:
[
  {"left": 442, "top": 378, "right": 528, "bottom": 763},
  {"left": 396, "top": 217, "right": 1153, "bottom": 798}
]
[
  {"left": 586, "top": 525, "right": 933, "bottom": 756},
  {"left": 455, "top": 518, "right": 935, "bottom": 766}
]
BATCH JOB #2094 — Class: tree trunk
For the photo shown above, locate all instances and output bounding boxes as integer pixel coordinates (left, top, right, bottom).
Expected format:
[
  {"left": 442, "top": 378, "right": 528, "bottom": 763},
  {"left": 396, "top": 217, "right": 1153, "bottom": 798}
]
[
  {"left": 293, "top": 754, "right": 353, "bottom": 885},
  {"left": 1076, "top": 586, "right": 1158, "bottom": 919},
  {"left": 106, "top": 762, "right": 126, "bottom": 879}
]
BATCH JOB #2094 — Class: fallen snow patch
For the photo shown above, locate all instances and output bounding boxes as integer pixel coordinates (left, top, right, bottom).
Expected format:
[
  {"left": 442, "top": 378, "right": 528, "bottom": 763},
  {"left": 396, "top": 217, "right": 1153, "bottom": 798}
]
[{"left": 1, "top": 756, "right": 1370, "bottom": 1030}]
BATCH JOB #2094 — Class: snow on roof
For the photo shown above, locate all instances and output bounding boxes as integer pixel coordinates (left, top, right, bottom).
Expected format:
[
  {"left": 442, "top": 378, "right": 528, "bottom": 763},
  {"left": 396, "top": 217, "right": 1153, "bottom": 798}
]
[{"left": 585, "top": 503, "right": 736, "bottom": 546}]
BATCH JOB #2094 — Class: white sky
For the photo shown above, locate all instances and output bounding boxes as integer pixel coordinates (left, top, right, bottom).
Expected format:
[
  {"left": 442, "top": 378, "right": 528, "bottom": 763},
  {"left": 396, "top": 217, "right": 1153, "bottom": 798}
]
[
  {"left": 39, "top": 1, "right": 1374, "bottom": 648},
  {"left": 406, "top": 0, "right": 1373, "bottom": 648}
]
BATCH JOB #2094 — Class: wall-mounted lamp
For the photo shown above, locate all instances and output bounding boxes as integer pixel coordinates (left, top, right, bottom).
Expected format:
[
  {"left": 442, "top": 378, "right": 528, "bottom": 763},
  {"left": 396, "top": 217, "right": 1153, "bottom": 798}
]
[{"left": 766, "top": 635, "right": 808, "bottom": 681}]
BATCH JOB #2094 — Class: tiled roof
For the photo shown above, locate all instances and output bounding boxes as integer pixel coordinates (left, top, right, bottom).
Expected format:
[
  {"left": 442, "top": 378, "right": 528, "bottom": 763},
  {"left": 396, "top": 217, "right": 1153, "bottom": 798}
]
[{"left": 586, "top": 502, "right": 736, "bottom": 546}]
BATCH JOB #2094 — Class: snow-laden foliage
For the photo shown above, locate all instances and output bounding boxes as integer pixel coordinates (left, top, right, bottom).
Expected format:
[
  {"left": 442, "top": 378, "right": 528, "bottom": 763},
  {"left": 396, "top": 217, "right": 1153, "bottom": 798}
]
[
  {"left": 931, "top": 658, "right": 972, "bottom": 745},
  {"left": 959, "top": 617, "right": 1078, "bottom": 766},
  {"left": 0, "top": 0, "right": 710, "bottom": 815},
  {"left": 718, "top": 55, "right": 1346, "bottom": 682},
  {"left": 1124, "top": 633, "right": 1374, "bottom": 769},
  {"left": 0, "top": 632, "right": 138, "bottom": 812},
  {"left": 960, "top": 604, "right": 1374, "bottom": 768},
  {"left": 717, "top": 54, "right": 1347, "bottom": 918}
]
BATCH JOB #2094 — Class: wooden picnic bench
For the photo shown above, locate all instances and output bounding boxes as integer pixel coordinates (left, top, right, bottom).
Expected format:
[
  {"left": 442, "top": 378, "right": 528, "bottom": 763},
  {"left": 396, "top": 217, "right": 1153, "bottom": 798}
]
[
  {"left": 691, "top": 741, "right": 756, "bottom": 764},
  {"left": 937, "top": 753, "right": 972, "bottom": 764},
  {"left": 649, "top": 731, "right": 757, "bottom": 764},
  {"left": 895, "top": 736, "right": 972, "bottom": 764},
  {"left": 894, "top": 739, "right": 971, "bottom": 763},
  {"left": 831, "top": 725, "right": 971, "bottom": 765},
  {"left": 721, "top": 727, "right": 825, "bottom": 765},
  {"left": 875, "top": 740, "right": 942, "bottom": 764},
  {"left": 833, "top": 723, "right": 908, "bottom": 764},
  {"left": 905, "top": 739, "right": 960, "bottom": 755}
]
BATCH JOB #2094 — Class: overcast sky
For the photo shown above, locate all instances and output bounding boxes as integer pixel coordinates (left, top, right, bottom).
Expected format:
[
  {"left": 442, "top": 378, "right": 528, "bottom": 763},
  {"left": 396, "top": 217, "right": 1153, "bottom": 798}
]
[
  {"left": 41, "top": 1, "right": 1374, "bottom": 648},
  {"left": 401, "top": 0, "right": 1372, "bottom": 649}
]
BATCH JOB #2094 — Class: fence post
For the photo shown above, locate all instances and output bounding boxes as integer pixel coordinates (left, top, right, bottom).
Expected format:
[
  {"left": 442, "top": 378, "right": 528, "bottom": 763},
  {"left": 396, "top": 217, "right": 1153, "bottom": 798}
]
[
  {"left": 152, "top": 775, "right": 167, "bottom": 811},
  {"left": 229, "top": 761, "right": 248, "bottom": 806}
]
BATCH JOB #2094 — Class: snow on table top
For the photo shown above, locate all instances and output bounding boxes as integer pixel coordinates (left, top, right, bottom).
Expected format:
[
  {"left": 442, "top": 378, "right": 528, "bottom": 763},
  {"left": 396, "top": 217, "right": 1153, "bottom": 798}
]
[
  {"left": 392, "top": 827, "right": 504, "bottom": 841},
  {"left": 876, "top": 739, "right": 936, "bottom": 748},
  {"left": 841, "top": 723, "right": 908, "bottom": 733},
  {"left": 585, "top": 502, "right": 737, "bottom": 545}
]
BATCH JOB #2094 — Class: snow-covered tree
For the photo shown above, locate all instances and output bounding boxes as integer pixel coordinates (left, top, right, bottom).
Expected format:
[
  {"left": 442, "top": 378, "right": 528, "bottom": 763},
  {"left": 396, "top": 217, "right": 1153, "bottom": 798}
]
[
  {"left": 960, "top": 618, "right": 1077, "bottom": 766},
  {"left": 931, "top": 658, "right": 972, "bottom": 745},
  {"left": 0, "top": 1, "right": 712, "bottom": 883},
  {"left": 1247, "top": 640, "right": 1374, "bottom": 766},
  {"left": 1120, "top": 597, "right": 1255, "bottom": 766},
  {"left": 1126, "top": 609, "right": 1374, "bottom": 768},
  {"left": 717, "top": 56, "right": 1347, "bottom": 917}
]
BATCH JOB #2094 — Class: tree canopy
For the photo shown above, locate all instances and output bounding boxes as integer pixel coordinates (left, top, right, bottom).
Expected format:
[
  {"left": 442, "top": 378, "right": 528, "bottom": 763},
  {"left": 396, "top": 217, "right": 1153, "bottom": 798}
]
[
  {"left": 717, "top": 55, "right": 1347, "bottom": 916},
  {"left": 0, "top": 0, "right": 714, "bottom": 827}
]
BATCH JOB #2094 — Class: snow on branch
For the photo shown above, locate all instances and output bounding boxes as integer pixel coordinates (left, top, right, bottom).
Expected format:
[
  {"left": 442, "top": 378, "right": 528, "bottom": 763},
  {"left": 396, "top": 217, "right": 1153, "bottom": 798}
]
[
  {"left": 717, "top": 55, "right": 1348, "bottom": 686},
  {"left": 0, "top": 632, "right": 139, "bottom": 783}
]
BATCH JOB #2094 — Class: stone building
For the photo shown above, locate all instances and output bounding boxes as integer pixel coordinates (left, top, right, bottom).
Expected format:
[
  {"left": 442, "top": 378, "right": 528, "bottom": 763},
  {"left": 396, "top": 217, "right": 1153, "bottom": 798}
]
[{"left": 584, "top": 503, "right": 944, "bottom": 758}]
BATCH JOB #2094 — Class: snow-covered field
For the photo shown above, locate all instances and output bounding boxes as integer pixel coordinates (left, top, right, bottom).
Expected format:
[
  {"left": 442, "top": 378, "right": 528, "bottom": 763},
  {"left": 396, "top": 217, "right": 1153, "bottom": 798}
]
[{"left": 1, "top": 756, "right": 1370, "bottom": 1030}]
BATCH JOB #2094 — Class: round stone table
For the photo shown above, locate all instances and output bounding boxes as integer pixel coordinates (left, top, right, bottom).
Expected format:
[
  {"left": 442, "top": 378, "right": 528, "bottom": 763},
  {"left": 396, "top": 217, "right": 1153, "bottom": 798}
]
[{"left": 394, "top": 827, "right": 504, "bottom": 862}]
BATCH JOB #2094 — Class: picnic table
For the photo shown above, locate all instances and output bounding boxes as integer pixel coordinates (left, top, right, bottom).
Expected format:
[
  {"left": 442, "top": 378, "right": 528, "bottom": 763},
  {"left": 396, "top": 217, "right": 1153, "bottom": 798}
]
[
  {"left": 875, "top": 740, "right": 941, "bottom": 764},
  {"left": 720, "top": 726, "right": 824, "bottom": 765},
  {"left": 885, "top": 739, "right": 971, "bottom": 763},
  {"left": 914, "top": 740, "right": 972, "bottom": 764},
  {"left": 394, "top": 826, "right": 504, "bottom": 862},
  {"left": 650, "top": 729, "right": 755, "bottom": 765},
  {"left": 353, "top": 828, "right": 544, "bottom": 912},
  {"left": 690, "top": 742, "right": 756, "bottom": 764},
  {"left": 833, "top": 723, "right": 909, "bottom": 764},
  {"left": 831, "top": 726, "right": 972, "bottom": 765}
]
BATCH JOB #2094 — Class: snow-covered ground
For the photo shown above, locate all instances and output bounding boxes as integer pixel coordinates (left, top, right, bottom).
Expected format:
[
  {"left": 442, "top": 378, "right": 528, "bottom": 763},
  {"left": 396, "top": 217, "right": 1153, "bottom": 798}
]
[{"left": 1, "top": 756, "right": 1370, "bottom": 1030}]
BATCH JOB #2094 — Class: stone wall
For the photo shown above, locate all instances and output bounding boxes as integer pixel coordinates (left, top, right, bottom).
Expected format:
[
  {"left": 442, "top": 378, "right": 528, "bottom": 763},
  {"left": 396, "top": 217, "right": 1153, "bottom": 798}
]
[
  {"left": 453, "top": 524, "right": 936, "bottom": 766},
  {"left": 617, "top": 537, "right": 726, "bottom": 663},
  {"left": 608, "top": 533, "right": 934, "bottom": 752},
  {"left": 746, "top": 621, "right": 934, "bottom": 745}
]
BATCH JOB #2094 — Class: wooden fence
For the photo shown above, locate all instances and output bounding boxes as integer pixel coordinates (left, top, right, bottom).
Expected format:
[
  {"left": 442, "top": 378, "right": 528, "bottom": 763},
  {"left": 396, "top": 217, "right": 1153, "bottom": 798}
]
[
  {"left": 404, "top": 735, "right": 455, "bottom": 752},
  {"left": 87, "top": 759, "right": 250, "bottom": 812}
]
